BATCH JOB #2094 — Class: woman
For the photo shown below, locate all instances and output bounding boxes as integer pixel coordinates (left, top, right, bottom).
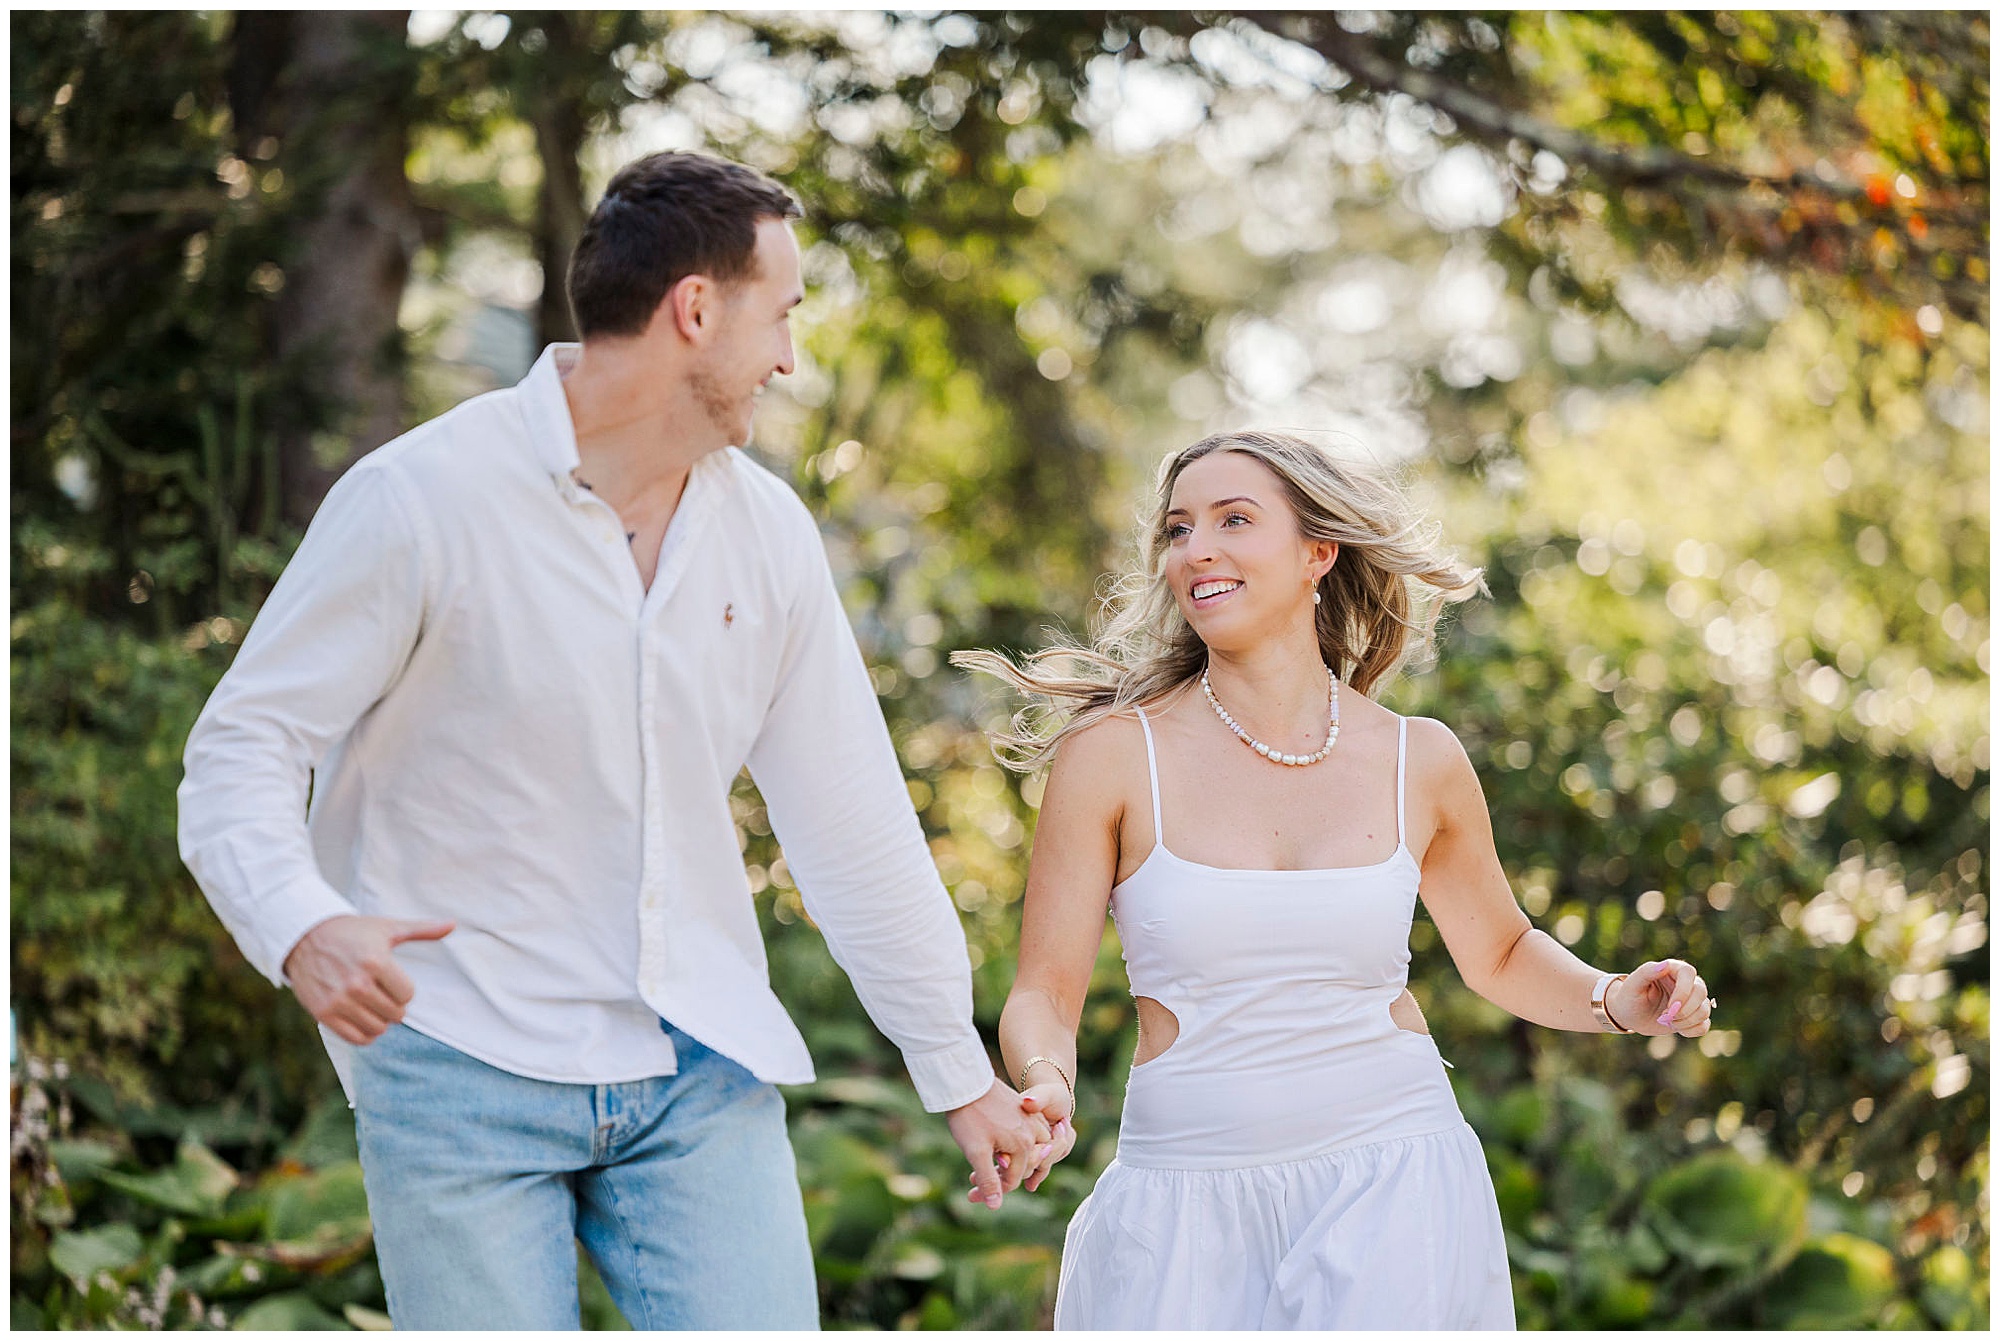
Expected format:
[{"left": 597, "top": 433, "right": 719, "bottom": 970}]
[{"left": 954, "top": 431, "right": 1717, "bottom": 1330}]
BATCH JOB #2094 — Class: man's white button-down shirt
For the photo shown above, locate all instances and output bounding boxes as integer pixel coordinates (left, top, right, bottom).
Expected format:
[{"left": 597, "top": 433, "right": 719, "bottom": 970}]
[{"left": 177, "top": 344, "right": 994, "bottom": 1112}]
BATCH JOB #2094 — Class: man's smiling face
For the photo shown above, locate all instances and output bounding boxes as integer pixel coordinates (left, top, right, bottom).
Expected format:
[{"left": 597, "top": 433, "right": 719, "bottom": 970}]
[{"left": 687, "top": 217, "right": 803, "bottom": 447}]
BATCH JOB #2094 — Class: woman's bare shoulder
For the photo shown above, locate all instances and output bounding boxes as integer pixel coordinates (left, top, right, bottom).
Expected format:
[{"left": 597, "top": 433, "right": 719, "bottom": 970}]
[
  {"left": 1399, "top": 712, "right": 1468, "bottom": 757},
  {"left": 1399, "top": 714, "right": 1484, "bottom": 805},
  {"left": 1046, "top": 708, "right": 1150, "bottom": 792}
]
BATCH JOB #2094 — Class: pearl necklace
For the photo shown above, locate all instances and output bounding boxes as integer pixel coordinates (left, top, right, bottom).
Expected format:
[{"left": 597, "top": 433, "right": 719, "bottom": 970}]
[{"left": 1201, "top": 664, "right": 1341, "bottom": 767}]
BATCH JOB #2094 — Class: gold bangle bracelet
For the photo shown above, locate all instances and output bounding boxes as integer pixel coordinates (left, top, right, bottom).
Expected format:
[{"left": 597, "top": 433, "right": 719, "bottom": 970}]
[
  {"left": 1591, "top": 972, "right": 1632, "bottom": 1034},
  {"left": 1017, "top": 1055, "right": 1074, "bottom": 1107}
]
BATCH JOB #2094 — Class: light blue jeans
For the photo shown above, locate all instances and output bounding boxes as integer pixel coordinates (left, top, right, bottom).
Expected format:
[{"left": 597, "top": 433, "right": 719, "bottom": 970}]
[{"left": 351, "top": 1022, "right": 819, "bottom": 1330}]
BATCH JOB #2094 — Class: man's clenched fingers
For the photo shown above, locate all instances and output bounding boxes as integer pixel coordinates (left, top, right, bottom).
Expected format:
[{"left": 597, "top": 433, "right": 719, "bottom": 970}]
[
  {"left": 998, "top": 1129, "right": 1040, "bottom": 1193},
  {"left": 966, "top": 1147, "right": 1003, "bottom": 1208},
  {"left": 327, "top": 1012, "right": 385, "bottom": 1046},
  {"left": 370, "top": 958, "right": 417, "bottom": 1007}
]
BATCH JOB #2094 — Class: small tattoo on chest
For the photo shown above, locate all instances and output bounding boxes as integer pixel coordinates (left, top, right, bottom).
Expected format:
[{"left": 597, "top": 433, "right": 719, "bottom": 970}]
[{"left": 626, "top": 531, "right": 637, "bottom": 544}]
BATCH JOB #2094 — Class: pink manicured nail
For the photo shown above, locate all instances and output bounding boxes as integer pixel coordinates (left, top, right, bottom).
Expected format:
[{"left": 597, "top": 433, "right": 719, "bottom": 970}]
[
  {"left": 1665, "top": 1001, "right": 1683, "bottom": 1021},
  {"left": 985, "top": 1194, "right": 1002, "bottom": 1209},
  {"left": 1037, "top": 1144, "right": 1052, "bottom": 1159}
]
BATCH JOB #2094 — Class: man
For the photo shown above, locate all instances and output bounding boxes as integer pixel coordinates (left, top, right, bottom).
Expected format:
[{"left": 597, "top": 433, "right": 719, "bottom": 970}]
[{"left": 178, "top": 151, "right": 1050, "bottom": 1329}]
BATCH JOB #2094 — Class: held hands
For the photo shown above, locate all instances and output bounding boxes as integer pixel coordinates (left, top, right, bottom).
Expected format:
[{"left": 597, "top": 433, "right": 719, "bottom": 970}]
[
  {"left": 945, "top": 1080, "right": 1054, "bottom": 1211},
  {"left": 1608, "top": 959, "right": 1715, "bottom": 1037},
  {"left": 281, "top": 915, "right": 455, "bottom": 1045},
  {"left": 1013, "top": 1082, "right": 1077, "bottom": 1192},
  {"left": 960, "top": 1077, "right": 1077, "bottom": 1204}
]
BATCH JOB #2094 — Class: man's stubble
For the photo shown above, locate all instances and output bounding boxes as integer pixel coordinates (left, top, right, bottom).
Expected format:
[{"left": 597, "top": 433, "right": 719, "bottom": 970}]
[{"left": 688, "top": 363, "right": 754, "bottom": 448}]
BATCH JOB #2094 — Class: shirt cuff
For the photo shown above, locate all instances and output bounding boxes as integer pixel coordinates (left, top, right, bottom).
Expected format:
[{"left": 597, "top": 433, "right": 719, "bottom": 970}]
[
  {"left": 903, "top": 1033, "right": 999, "bottom": 1113},
  {"left": 253, "top": 875, "right": 360, "bottom": 990}
]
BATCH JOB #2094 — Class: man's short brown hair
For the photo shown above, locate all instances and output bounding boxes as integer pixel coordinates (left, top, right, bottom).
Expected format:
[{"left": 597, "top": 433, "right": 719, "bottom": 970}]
[{"left": 566, "top": 151, "right": 803, "bottom": 340}]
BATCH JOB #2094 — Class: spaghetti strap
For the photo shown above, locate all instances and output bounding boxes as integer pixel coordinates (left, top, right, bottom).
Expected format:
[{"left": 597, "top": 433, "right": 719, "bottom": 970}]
[
  {"left": 1394, "top": 716, "right": 1409, "bottom": 847},
  {"left": 1135, "top": 707, "right": 1165, "bottom": 848}
]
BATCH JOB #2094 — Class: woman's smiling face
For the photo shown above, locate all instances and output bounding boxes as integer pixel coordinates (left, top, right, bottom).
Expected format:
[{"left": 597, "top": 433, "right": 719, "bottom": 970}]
[{"left": 1162, "top": 451, "right": 1335, "bottom": 650}]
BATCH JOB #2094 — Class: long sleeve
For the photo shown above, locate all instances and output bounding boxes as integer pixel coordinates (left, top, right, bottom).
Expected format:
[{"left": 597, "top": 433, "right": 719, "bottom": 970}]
[
  {"left": 177, "top": 462, "right": 431, "bottom": 987},
  {"left": 745, "top": 518, "right": 994, "bottom": 1114}
]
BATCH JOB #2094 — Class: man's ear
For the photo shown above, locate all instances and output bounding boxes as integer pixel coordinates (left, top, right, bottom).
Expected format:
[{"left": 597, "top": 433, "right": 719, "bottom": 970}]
[{"left": 661, "top": 273, "right": 714, "bottom": 343}]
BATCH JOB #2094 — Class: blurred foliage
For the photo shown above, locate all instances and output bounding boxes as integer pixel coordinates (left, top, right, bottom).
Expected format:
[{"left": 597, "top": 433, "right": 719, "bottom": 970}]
[
  {"left": 11, "top": 10, "right": 305, "bottom": 630},
  {"left": 1248, "top": 11, "right": 1989, "bottom": 323},
  {"left": 12, "top": 8, "right": 1988, "bottom": 1330},
  {"left": 1388, "top": 295, "right": 1988, "bottom": 1327}
]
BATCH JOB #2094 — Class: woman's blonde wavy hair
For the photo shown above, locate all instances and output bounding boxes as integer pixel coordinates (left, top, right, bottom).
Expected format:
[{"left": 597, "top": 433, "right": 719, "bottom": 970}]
[{"left": 951, "top": 430, "right": 1486, "bottom": 772}]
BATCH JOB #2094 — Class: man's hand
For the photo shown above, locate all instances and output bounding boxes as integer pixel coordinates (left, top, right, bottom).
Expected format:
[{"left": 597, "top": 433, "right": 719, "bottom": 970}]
[
  {"left": 945, "top": 1079, "right": 1053, "bottom": 1210},
  {"left": 282, "top": 915, "right": 455, "bottom": 1045}
]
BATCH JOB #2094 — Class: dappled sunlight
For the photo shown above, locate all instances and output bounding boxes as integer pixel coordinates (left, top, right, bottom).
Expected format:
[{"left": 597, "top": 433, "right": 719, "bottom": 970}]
[{"left": 13, "top": 8, "right": 1985, "bottom": 1332}]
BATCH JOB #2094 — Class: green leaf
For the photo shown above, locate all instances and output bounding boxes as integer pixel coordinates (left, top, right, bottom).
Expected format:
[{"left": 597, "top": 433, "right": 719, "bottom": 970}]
[
  {"left": 60, "top": 1077, "right": 275, "bottom": 1148},
  {"left": 31, "top": 1177, "right": 77, "bottom": 1227},
  {"left": 1508, "top": 1233, "right": 1570, "bottom": 1280},
  {"left": 183, "top": 1201, "right": 269, "bottom": 1241},
  {"left": 180, "top": 1251, "right": 295, "bottom": 1299},
  {"left": 810, "top": 1174, "right": 899, "bottom": 1265},
  {"left": 96, "top": 1138, "right": 239, "bottom": 1217},
  {"left": 230, "top": 1290, "right": 351, "bottom": 1330},
  {"left": 916, "top": 1289, "right": 959, "bottom": 1329},
  {"left": 1761, "top": 1232, "right": 1899, "bottom": 1329},
  {"left": 1643, "top": 1151, "right": 1807, "bottom": 1270},
  {"left": 1919, "top": 1245, "right": 1981, "bottom": 1329},
  {"left": 48, "top": 1223, "right": 144, "bottom": 1290},
  {"left": 264, "top": 1161, "right": 370, "bottom": 1245},
  {"left": 1622, "top": 1222, "right": 1670, "bottom": 1274},
  {"left": 278, "top": 1096, "right": 361, "bottom": 1169},
  {"left": 952, "top": 1243, "right": 1059, "bottom": 1328},
  {"left": 214, "top": 1161, "right": 378, "bottom": 1274},
  {"left": 1587, "top": 1271, "right": 1656, "bottom": 1327},
  {"left": 47, "top": 1138, "right": 121, "bottom": 1185}
]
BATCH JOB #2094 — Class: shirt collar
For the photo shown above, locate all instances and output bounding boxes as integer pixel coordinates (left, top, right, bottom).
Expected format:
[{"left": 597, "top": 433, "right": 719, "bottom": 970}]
[
  {"left": 515, "top": 341, "right": 743, "bottom": 504},
  {"left": 518, "top": 343, "right": 584, "bottom": 482}
]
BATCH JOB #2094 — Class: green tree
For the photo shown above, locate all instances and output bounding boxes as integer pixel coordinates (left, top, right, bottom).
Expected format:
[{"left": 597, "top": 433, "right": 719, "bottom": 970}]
[{"left": 11, "top": 9, "right": 1986, "bottom": 1330}]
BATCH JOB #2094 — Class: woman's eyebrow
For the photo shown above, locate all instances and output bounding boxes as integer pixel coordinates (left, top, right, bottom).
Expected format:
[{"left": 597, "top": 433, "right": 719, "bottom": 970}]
[{"left": 1166, "top": 494, "right": 1261, "bottom": 519}]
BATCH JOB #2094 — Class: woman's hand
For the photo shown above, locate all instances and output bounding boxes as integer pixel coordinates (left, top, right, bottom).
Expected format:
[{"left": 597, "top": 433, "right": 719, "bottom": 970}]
[
  {"left": 967, "top": 1082, "right": 1075, "bottom": 1201},
  {"left": 1609, "top": 959, "right": 1715, "bottom": 1037},
  {"left": 1018, "top": 1082, "right": 1077, "bottom": 1190}
]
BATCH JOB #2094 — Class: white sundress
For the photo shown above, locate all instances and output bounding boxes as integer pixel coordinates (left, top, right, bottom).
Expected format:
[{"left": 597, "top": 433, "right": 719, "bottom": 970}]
[{"left": 1053, "top": 711, "right": 1515, "bottom": 1330}]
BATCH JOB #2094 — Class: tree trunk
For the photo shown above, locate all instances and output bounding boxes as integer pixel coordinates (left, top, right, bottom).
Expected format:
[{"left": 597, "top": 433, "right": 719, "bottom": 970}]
[
  {"left": 531, "top": 13, "right": 589, "bottom": 346},
  {"left": 240, "top": 11, "right": 419, "bottom": 526}
]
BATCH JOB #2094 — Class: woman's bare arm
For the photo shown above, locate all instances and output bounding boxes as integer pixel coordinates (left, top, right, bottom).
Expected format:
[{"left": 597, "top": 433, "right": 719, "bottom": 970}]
[
  {"left": 1410, "top": 718, "right": 1712, "bottom": 1037},
  {"left": 993, "top": 718, "right": 1137, "bottom": 1191}
]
